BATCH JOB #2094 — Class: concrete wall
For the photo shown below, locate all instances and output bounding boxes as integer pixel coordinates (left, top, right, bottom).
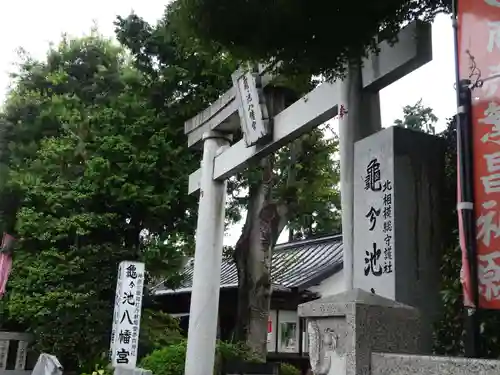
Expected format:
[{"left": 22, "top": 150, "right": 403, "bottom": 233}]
[
  {"left": 0, "top": 371, "right": 31, "bottom": 375},
  {"left": 371, "top": 352, "right": 500, "bottom": 375}
]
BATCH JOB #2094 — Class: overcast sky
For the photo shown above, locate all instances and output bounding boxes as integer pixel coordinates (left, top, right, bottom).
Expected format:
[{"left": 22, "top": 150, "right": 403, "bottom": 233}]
[{"left": 0, "top": 2, "right": 457, "bottom": 246}]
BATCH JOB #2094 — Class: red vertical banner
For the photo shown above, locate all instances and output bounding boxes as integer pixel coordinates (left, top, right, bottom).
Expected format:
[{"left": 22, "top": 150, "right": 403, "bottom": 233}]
[
  {"left": 0, "top": 233, "right": 14, "bottom": 297},
  {"left": 458, "top": 0, "right": 500, "bottom": 309},
  {"left": 267, "top": 316, "right": 272, "bottom": 344}
]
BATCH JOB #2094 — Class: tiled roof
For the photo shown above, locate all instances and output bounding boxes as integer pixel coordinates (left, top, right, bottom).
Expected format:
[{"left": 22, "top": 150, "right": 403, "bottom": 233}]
[{"left": 153, "top": 234, "right": 343, "bottom": 295}]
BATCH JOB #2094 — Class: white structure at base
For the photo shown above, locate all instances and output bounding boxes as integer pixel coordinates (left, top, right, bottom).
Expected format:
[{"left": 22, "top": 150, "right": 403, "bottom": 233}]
[{"left": 32, "top": 354, "right": 62, "bottom": 375}]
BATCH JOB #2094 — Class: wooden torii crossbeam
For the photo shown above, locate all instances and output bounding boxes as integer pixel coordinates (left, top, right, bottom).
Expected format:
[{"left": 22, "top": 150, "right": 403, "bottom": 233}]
[{"left": 183, "top": 20, "right": 433, "bottom": 375}]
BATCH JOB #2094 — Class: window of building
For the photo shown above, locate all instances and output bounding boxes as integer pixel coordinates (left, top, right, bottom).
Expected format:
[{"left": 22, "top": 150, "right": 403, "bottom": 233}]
[{"left": 277, "top": 310, "right": 299, "bottom": 353}]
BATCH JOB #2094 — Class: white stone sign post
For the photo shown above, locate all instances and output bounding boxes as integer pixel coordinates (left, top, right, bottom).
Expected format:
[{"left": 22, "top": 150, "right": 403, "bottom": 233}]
[
  {"left": 354, "top": 131, "right": 396, "bottom": 298},
  {"left": 110, "top": 261, "right": 145, "bottom": 369},
  {"left": 183, "top": 21, "right": 432, "bottom": 375}
]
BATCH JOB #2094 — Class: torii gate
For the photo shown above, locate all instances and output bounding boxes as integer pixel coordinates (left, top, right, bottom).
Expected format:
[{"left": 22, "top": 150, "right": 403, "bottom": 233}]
[{"left": 182, "top": 21, "right": 432, "bottom": 375}]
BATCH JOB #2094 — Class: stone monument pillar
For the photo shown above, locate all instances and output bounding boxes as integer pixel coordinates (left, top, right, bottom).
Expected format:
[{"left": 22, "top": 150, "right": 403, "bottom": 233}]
[
  {"left": 298, "top": 288, "right": 424, "bottom": 375},
  {"left": 353, "top": 126, "right": 445, "bottom": 350}
]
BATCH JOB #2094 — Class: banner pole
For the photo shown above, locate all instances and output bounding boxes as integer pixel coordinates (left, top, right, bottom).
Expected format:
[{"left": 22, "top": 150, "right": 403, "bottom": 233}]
[{"left": 452, "top": 0, "right": 481, "bottom": 358}]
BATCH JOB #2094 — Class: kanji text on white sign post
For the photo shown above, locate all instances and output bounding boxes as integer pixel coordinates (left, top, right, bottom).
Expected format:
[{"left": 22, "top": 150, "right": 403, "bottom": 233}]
[{"left": 110, "top": 261, "right": 145, "bottom": 368}]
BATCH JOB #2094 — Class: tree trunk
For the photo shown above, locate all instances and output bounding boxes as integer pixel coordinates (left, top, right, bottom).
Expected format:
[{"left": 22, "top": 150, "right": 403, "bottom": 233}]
[
  {"left": 233, "top": 199, "right": 272, "bottom": 356},
  {"left": 233, "top": 158, "right": 288, "bottom": 357},
  {"left": 233, "top": 88, "right": 288, "bottom": 358}
]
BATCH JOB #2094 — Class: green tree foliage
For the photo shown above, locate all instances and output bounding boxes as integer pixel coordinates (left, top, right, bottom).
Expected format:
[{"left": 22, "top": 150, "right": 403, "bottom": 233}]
[
  {"left": 228, "top": 125, "right": 341, "bottom": 243},
  {"left": 0, "top": 29, "right": 219, "bottom": 370},
  {"left": 394, "top": 99, "right": 437, "bottom": 134},
  {"left": 114, "top": 5, "right": 238, "bottom": 128},
  {"left": 139, "top": 310, "right": 184, "bottom": 356},
  {"left": 173, "top": 0, "right": 451, "bottom": 79},
  {"left": 116, "top": 4, "right": 341, "bottom": 357}
]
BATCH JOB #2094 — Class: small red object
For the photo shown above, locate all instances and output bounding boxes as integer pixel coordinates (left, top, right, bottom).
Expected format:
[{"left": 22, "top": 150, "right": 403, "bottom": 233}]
[
  {"left": 0, "top": 233, "right": 15, "bottom": 297},
  {"left": 339, "top": 104, "right": 348, "bottom": 119}
]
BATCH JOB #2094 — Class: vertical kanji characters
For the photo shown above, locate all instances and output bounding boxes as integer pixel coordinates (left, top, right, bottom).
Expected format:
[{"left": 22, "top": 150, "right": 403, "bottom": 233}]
[
  {"left": 361, "top": 154, "right": 394, "bottom": 294},
  {"left": 365, "top": 207, "right": 381, "bottom": 231},
  {"left": 364, "top": 243, "right": 383, "bottom": 277},
  {"left": 364, "top": 158, "right": 382, "bottom": 191},
  {"left": 116, "top": 348, "right": 130, "bottom": 364}
]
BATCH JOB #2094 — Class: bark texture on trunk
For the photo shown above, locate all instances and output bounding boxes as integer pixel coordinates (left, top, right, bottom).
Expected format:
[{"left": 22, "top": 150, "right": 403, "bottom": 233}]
[
  {"left": 233, "top": 155, "right": 289, "bottom": 357},
  {"left": 232, "top": 87, "right": 297, "bottom": 358}
]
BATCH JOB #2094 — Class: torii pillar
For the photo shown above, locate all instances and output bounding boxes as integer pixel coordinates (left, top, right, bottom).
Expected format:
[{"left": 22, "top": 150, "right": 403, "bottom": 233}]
[{"left": 339, "top": 64, "right": 382, "bottom": 290}]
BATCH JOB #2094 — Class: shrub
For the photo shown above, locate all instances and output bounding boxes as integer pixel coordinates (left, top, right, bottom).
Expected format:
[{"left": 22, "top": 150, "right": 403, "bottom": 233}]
[
  {"left": 140, "top": 340, "right": 256, "bottom": 375},
  {"left": 140, "top": 341, "right": 186, "bottom": 375},
  {"left": 139, "top": 310, "right": 184, "bottom": 358},
  {"left": 279, "top": 363, "right": 300, "bottom": 375},
  {"left": 79, "top": 364, "right": 113, "bottom": 375}
]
